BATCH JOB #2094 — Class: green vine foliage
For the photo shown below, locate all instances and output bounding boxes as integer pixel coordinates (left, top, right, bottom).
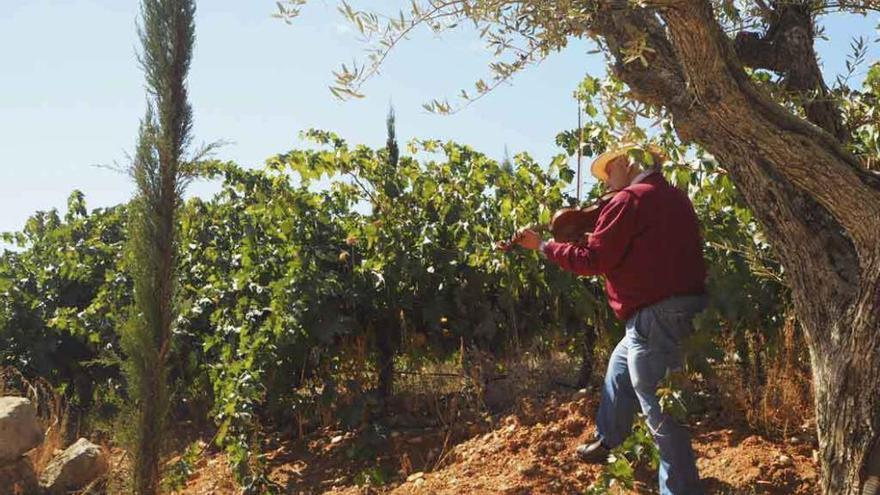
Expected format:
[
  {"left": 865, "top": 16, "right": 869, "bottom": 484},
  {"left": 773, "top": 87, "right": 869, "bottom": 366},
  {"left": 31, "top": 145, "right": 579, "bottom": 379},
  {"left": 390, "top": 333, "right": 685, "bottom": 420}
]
[
  {"left": 0, "top": 191, "right": 129, "bottom": 409},
  {"left": 586, "top": 417, "right": 659, "bottom": 494},
  {"left": 280, "top": 129, "right": 603, "bottom": 355},
  {"left": 0, "top": 133, "right": 573, "bottom": 487},
  {"left": 177, "top": 133, "right": 606, "bottom": 486},
  {"left": 0, "top": 108, "right": 808, "bottom": 488},
  {"left": 3, "top": 49, "right": 876, "bottom": 490},
  {"left": 0, "top": 127, "right": 789, "bottom": 488}
]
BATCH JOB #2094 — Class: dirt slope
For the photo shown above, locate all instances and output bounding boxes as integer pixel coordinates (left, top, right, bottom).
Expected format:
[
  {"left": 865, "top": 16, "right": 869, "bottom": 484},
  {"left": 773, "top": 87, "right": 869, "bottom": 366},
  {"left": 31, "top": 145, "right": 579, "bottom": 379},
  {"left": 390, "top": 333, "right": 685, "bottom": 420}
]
[{"left": 177, "top": 391, "right": 817, "bottom": 494}]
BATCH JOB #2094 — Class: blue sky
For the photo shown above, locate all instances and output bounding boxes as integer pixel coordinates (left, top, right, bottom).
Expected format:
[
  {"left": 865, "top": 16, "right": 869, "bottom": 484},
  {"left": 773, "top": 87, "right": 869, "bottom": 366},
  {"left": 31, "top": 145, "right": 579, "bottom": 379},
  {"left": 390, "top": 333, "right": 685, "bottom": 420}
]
[{"left": 1, "top": 1, "right": 877, "bottom": 237}]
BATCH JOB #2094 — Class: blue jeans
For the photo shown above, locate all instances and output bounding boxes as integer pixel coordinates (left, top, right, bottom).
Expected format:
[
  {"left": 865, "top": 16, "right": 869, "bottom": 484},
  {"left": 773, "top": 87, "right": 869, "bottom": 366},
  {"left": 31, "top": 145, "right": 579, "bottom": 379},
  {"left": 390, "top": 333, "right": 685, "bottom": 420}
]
[{"left": 596, "top": 294, "right": 706, "bottom": 495}]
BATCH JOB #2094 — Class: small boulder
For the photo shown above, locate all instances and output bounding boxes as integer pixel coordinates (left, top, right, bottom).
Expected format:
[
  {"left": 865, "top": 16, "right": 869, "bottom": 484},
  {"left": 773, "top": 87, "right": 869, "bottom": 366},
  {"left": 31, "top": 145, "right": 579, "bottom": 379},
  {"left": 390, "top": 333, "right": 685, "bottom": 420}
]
[
  {"left": 0, "top": 397, "right": 44, "bottom": 463},
  {"left": 517, "top": 462, "right": 541, "bottom": 477},
  {"left": 39, "top": 438, "right": 108, "bottom": 495}
]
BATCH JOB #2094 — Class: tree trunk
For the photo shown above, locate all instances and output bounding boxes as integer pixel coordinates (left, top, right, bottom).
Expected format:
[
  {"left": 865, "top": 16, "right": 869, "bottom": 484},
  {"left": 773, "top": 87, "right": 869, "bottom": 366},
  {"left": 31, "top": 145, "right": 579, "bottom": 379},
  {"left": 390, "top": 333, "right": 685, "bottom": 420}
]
[
  {"left": 376, "top": 316, "right": 398, "bottom": 405},
  {"left": 577, "top": 322, "right": 598, "bottom": 389},
  {"left": 815, "top": 318, "right": 880, "bottom": 493},
  {"left": 590, "top": 2, "right": 880, "bottom": 493}
]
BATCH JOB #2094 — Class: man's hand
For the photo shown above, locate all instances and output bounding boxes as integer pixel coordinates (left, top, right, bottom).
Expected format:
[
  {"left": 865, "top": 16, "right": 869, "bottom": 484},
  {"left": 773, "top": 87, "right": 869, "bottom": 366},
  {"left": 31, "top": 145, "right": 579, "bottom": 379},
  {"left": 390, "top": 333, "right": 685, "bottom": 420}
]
[{"left": 512, "top": 228, "right": 542, "bottom": 250}]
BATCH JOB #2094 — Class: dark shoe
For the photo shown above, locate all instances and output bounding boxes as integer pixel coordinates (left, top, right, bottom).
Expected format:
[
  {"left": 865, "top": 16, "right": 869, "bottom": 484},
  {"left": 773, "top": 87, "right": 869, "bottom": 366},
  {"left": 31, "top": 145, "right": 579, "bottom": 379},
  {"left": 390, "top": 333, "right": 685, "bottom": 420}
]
[{"left": 575, "top": 440, "right": 610, "bottom": 464}]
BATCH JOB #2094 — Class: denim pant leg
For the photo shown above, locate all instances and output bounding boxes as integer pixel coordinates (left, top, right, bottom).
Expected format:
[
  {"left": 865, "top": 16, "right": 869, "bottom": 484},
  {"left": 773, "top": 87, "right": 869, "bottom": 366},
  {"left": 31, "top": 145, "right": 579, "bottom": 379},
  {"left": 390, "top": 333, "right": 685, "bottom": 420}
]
[
  {"left": 595, "top": 337, "right": 640, "bottom": 448},
  {"left": 627, "top": 305, "right": 703, "bottom": 495}
]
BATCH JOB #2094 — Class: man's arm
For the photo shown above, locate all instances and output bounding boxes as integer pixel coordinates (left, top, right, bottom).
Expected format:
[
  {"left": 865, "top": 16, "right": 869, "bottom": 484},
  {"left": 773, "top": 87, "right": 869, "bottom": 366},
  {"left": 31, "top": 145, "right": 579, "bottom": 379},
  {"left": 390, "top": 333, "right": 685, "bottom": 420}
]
[{"left": 542, "top": 192, "right": 639, "bottom": 276}]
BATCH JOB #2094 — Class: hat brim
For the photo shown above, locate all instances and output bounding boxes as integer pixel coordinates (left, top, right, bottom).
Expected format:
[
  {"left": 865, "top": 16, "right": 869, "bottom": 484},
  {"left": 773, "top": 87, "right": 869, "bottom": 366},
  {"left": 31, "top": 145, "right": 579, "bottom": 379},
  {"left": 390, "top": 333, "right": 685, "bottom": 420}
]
[{"left": 589, "top": 145, "right": 667, "bottom": 182}]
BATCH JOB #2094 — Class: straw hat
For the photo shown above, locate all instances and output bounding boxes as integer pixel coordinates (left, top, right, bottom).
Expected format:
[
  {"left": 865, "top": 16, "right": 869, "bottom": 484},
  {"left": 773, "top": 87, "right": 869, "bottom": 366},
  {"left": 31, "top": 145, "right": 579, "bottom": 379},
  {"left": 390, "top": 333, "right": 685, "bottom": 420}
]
[{"left": 590, "top": 143, "right": 667, "bottom": 182}]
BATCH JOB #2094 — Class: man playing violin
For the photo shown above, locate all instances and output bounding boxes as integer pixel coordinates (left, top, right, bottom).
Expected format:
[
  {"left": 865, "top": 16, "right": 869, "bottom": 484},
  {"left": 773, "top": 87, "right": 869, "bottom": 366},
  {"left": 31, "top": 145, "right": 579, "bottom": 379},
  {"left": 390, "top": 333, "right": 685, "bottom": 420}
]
[{"left": 510, "top": 144, "right": 708, "bottom": 495}]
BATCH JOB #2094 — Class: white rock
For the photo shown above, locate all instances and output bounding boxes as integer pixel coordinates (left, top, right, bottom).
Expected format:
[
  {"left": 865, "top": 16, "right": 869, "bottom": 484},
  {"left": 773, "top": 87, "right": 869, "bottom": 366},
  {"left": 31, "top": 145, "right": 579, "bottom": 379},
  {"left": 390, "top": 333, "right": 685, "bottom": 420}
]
[
  {"left": 331, "top": 435, "right": 344, "bottom": 444},
  {"left": 407, "top": 471, "right": 425, "bottom": 482},
  {"left": 572, "top": 388, "right": 589, "bottom": 401},
  {"left": 0, "top": 397, "right": 43, "bottom": 463},
  {"left": 39, "top": 438, "right": 109, "bottom": 495}
]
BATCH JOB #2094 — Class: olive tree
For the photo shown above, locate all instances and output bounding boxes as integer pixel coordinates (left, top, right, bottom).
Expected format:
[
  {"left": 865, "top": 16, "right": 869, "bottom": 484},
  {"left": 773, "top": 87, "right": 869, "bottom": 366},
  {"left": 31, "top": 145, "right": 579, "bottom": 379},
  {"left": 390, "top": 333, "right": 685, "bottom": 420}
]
[{"left": 278, "top": 1, "right": 880, "bottom": 493}]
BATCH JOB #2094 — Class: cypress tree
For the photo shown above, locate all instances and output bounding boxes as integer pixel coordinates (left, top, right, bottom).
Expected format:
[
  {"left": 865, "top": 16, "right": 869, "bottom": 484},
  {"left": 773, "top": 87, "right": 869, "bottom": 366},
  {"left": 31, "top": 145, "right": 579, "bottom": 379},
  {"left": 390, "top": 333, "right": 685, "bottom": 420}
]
[
  {"left": 121, "top": 1, "right": 196, "bottom": 493},
  {"left": 386, "top": 105, "right": 399, "bottom": 168},
  {"left": 376, "top": 105, "right": 400, "bottom": 404}
]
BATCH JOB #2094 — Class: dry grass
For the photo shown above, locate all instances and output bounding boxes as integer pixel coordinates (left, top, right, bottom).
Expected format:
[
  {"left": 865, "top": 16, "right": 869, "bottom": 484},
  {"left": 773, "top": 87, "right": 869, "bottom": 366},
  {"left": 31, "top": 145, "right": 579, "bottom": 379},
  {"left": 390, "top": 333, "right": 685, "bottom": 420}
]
[
  {"left": 715, "top": 316, "right": 814, "bottom": 438},
  {"left": 755, "top": 317, "right": 814, "bottom": 436},
  {"left": 0, "top": 367, "right": 67, "bottom": 473},
  {"left": 392, "top": 343, "right": 582, "bottom": 430}
]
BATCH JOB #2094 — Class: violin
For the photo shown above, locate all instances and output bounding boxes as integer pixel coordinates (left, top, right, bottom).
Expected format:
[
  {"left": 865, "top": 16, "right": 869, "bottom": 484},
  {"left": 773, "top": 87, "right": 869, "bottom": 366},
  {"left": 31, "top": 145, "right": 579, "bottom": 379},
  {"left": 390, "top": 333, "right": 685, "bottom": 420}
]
[{"left": 496, "top": 190, "right": 619, "bottom": 251}]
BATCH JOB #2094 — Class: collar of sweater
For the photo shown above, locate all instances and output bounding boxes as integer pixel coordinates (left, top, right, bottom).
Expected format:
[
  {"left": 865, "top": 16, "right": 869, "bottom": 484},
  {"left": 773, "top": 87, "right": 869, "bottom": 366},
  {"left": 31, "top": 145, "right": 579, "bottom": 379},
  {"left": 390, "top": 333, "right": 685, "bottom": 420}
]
[{"left": 630, "top": 169, "right": 659, "bottom": 185}]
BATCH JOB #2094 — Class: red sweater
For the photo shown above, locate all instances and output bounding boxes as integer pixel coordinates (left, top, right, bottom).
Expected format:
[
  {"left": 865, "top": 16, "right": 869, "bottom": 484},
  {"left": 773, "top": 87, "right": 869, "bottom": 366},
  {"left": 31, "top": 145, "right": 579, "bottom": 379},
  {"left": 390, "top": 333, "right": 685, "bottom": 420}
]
[{"left": 543, "top": 172, "right": 706, "bottom": 321}]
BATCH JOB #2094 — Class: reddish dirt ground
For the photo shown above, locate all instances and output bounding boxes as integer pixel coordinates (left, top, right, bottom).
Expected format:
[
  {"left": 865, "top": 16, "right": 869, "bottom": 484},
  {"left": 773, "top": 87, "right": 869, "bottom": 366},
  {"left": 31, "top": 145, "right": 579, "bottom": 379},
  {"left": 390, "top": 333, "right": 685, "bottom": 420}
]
[{"left": 174, "top": 388, "right": 818, "bottom": 495}]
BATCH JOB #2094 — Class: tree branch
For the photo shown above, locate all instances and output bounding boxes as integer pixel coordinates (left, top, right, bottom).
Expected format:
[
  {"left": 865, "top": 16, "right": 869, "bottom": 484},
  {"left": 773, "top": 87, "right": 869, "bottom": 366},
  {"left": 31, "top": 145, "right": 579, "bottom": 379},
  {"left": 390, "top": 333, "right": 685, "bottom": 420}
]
[
  {"left": 733, "top": 1, "right": 847, "bottom": 141},
  {"left": 591, "top": 2, "right": 691, "bottom": 114},
  {"left": 586, "top": 0, "right": 880, "bottom": 335},
  {"left": 651, "top": 0, "right": 880, "bottom": 251}
]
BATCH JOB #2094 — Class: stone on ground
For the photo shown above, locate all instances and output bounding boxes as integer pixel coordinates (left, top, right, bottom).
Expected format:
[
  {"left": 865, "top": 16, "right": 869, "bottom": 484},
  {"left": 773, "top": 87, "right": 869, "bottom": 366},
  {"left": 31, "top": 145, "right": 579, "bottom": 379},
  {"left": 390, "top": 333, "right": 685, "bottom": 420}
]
[
  {"left": 0, "top": 397, "right": 44, "bottom": 463},
  {"left": 39, "top": 438, "right": 108, "bottom": 495}
]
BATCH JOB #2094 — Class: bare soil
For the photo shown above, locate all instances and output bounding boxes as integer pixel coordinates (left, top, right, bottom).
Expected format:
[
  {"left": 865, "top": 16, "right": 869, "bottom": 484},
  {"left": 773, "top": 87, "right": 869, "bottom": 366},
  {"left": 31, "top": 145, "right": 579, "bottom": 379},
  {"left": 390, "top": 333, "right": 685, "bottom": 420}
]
[{"left": 173, "top": 387, "right": 818, "bottom": 495}]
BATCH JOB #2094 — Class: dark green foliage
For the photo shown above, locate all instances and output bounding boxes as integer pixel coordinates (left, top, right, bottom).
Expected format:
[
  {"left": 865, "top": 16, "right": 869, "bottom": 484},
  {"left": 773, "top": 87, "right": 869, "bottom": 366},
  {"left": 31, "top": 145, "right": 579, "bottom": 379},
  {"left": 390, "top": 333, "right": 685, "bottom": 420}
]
[
  {"left": 121, "top": 0, "right": 197, "bottom": 493},
  {"left": 376, "top": 107, "right": 400, "bottom": 402},
  {"left": 122, "top": 121, "right": 173, "bottom": 495},
  {"left": 386, "top": 105, "right": 399, "bottom": 169}
]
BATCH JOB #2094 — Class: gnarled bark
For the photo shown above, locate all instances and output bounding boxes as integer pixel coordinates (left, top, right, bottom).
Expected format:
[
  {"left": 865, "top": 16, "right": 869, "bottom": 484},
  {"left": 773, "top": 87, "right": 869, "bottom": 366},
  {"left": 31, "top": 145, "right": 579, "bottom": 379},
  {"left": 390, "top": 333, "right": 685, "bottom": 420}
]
[
  {"left": 734, "top": 1, "right": 847, "bottom": 141},
  {"left": 590, "top": 1, "right": 880, "bottom": 493}
]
